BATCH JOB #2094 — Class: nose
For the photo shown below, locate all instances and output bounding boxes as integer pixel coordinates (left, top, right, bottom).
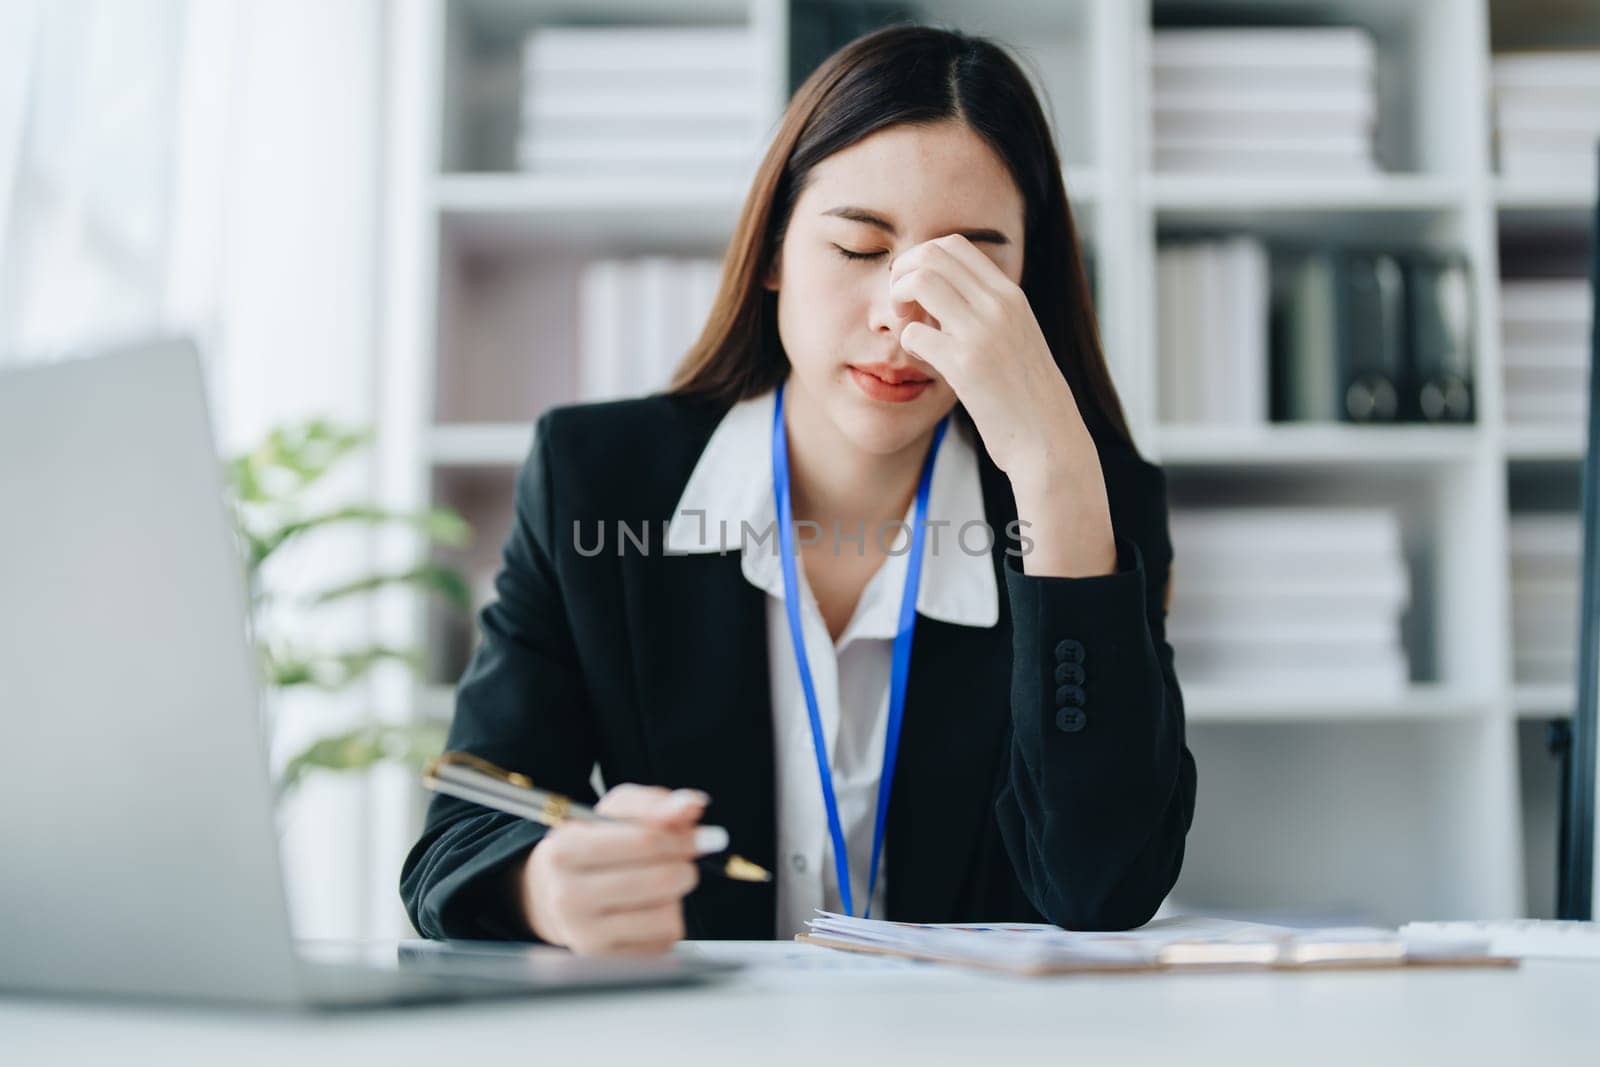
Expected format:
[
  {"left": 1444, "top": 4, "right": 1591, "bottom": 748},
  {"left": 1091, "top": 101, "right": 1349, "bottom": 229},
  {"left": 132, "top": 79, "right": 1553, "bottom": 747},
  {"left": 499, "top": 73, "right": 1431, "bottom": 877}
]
[{"left": 869, "top": 266, "right": 938, "bottom": 339}]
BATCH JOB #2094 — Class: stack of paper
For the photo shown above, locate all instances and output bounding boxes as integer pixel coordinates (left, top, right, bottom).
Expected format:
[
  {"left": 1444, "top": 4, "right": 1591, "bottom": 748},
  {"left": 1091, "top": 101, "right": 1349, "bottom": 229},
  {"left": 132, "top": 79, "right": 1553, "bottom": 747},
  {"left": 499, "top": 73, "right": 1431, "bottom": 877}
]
[
  {"left": 578, "top": 256, "right": 723, "bottom": 402},
  {"left": 517, "top": 26, "right": 765, "bottom": 176},
  {"left": 801, "top": 911, "right": 1497, "bottom": 975},
  {"left": 1492, "top": 51, "right": 1600, "bottom": 186},
  {"left": 1157, "top": 237, "right": 1270, "bottom": 425},
  {"left": 1166, "top": 508, "right": 1411, "bottom": 694},
  {"left": 1500, "top": 278, "right": 1592, "bottom": 428},
  {"left": 1150, "top": 28, "right": 1379, "bottom": 175},
  {"left": 1510, "top": 513, "right": 1582, "bottom": 684}
]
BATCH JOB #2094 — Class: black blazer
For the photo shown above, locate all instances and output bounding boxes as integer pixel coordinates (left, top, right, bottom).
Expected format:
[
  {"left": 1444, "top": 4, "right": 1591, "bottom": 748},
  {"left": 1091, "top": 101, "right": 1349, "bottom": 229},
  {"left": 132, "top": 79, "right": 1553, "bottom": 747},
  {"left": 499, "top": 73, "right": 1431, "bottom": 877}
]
[{"left": 400, "top": 390, "right": 1196, "bottom": 940}]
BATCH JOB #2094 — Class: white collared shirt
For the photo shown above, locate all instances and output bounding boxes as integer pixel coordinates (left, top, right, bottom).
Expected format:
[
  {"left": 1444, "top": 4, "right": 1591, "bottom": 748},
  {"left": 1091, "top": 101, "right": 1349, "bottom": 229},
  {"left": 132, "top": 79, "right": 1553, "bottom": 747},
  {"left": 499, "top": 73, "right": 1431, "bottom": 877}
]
[{"left": 665, "top": 384, "right": 999, "bottom": 939}]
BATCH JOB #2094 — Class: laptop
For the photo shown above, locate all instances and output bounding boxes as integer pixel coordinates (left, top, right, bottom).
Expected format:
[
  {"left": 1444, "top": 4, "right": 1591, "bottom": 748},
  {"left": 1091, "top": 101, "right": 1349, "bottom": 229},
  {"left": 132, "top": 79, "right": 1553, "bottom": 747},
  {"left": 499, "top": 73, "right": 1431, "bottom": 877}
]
[{"left": 0, "top": 337, "right": 736, "bottom": 1009}]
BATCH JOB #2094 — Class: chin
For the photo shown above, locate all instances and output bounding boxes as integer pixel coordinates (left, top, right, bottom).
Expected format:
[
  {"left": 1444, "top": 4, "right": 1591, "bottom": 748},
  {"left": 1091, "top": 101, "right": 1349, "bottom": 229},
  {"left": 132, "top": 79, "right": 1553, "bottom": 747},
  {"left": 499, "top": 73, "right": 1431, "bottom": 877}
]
[{"left": 833, "top": 390, "right": 952, "bottom": 455}]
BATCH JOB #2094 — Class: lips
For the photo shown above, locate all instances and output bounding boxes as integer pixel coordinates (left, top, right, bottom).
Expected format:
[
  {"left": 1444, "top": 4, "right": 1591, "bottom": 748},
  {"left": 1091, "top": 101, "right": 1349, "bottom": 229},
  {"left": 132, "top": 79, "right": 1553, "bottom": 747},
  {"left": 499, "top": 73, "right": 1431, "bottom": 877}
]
[
  {"left": 849, "top": 363, "right": 932, "bottom": 385},
  {"left": 848, "top": 365, "right": 933, "bottom": 403}
]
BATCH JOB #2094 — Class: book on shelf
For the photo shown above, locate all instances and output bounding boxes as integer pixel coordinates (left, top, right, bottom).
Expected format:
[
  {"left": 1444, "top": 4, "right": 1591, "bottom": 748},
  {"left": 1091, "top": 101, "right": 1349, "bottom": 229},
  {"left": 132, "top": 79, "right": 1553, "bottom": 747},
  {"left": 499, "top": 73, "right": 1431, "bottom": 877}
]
[
  {"left": 1500, "top": 277, "right": 1593, "bottom": 324},
  {"left": 522, "top": 25, "right": 755, "bottom": 75},
  {"left": 1492, "top": 50, "right": 1600, "bottom": 183},
  {"left": 1150, "top": 27, "right": 1378, "bottom": 175},
  {"left": 1173, "top": 586, "right": 1409, "bottom": 628},
  {"left": 1167, "top": 507, "right": 1411, "bottom": 693},
  {"left": 1268, "top": 248, "right": 1470, "bottom": 424},
  {"left": 1174, "top": 656, "right": 1411, "bottom": 697},
  {"left": 1149, "top": 27, "right": 1375, "bottom": 71},
  {"left": 1504, "top": 392, "right": 1589, "bottom": 422},
  {"left": 578, "top": 256, "right": 721, "bottom": 404},
  {"left": 1509, "top": 513, "right": 1582, "bottom": 683},
  {"left": 1337, "top": 252, "right": 1408, "bottom": 423},
  {"left": 1402, "top": 253, "right": 1474, "bottom": 423},
  {"left": 1170, "top": 645, "right": 1411, "bottom": 694},
  {"left": 521, "top": 66, "right": 755, "bottom": 100},
  {"left": 1509, "top": 512, "right": 1584, "bottom": 561},
  {"left": 578, "top": 260, "right": 625, "bottom": 404},
  {"left": 1151, "top": 65, "right": 1373, "bottom": 96},
  {"left": 1174, "top": 561, "right": 1409, "bottom": 598},
  {"left": 1513, "top": 596, "right": 1581, "bottom": 649},
  {"left": 1151, "top": 84, "right": 1376, "bottom": 126},
  {"left": 1171, "top": 506, "right": 1403, "bottom": 554},
  {"left": 1157, "top": 238, "right": 1269, "bottom": 426},
  {"left": 1168, "top": 617, "right": 1405, "bottom": 647},
  {"left": 1152, "top": 145, "right": 1376, "bottom": 175},
  {"left": 1505, "top": 364, "right": 1589, "bottom": 392},
  {"left": 519, "top": 86, "right": 760, "bottom": 124},
  {"left": 1271, "top": 250, "right": 1340, "bottom": 422},
  {"left": 1501, "top": 277, "right": 1592, "bottom": 428},
  {"left": 517, "top": 24, "right": 762, "bottom": 176}
]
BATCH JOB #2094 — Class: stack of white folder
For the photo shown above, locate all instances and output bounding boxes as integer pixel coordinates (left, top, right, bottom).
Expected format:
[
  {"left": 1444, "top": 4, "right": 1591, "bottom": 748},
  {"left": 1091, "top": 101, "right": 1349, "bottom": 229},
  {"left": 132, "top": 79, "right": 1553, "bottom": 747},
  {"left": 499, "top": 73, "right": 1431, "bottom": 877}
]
[
  {"left": 1150, "top": 27, "right": 1379, "bottom": 175},
  {"left": 578, "top": 256, "right": 723, "bottom": 403},
  {"left": 1500, "top": 278, "right": 1592, "bottom": 429},
  {"left": 1167, "top": 508, "right": 1411, "bottom": 694},
  {"left": 800, "top": 911, "right": 1499, "bottom": 975},
  {"left": 1157, "top": 237, "right": 1270, "bottom": 426},
  {"left": 517, "top": 25, "right": 765, "bottom": 176},
  {"left": 1509, "top": 513, "right": 1582, "bottom": 685},
  {"left": 1492, "top": 51, "right": 1600, "bottom": 186}
]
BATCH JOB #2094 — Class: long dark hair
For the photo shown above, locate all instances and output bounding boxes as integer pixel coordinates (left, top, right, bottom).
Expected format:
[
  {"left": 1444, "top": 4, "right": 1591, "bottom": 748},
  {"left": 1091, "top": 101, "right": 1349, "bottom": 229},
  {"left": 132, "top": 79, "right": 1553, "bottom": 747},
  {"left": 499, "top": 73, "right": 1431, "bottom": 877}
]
[{"left": 666, "top": 23, "right": 1138, "bottom": 458}]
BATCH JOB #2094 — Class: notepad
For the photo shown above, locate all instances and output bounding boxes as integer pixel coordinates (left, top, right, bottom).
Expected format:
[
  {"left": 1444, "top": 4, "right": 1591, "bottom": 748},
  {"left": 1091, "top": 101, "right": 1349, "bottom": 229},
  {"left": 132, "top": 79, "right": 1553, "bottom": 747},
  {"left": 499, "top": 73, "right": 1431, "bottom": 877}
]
[{"left": 797, "top": 912, "right": 1514, "bottom": 976}]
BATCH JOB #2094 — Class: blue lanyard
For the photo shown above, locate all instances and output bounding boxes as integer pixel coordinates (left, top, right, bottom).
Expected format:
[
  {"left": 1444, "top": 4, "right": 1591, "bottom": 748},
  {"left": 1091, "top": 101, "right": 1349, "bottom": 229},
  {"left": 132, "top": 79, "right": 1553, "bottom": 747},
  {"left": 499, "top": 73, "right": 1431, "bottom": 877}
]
[{"left": 770, "top": 378, "right": 949, "bottom": 917}]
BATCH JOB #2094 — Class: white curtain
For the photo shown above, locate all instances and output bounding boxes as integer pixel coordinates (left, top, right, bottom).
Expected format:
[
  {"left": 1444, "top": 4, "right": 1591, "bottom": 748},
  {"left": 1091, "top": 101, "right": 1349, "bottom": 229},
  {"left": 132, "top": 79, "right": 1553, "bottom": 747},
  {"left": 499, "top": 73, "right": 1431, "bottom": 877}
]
[
  {"left": 0, "top": 0, "right": 394, "bottom": 940},
  {"left": 0, "top": 0, "right": 187, "bottom": 363}
]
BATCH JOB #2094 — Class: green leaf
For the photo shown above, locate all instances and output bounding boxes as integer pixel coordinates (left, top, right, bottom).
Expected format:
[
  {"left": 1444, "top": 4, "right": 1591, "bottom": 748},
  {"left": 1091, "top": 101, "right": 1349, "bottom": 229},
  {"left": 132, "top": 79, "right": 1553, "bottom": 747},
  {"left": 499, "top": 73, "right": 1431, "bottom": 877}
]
[
  {"left": 263, "top": 644, "right": 425, "bottom": 690},
  {"left": 249, "top": 504, "right": 472, "bottom": 568},
  {"left": 276, "top": 720, "right": 448, "bottom": 797},
  {"left": 308, "top": 563, "right": 474, "bottom": 613},
  {"left": 224, "top": 420, "right": 369, "bottom": 507}
]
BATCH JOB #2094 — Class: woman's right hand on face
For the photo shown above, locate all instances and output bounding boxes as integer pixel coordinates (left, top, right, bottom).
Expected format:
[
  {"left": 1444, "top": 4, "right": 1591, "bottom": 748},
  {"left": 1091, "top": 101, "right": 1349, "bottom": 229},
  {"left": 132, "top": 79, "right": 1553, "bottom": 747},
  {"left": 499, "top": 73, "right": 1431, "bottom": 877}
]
[{"left": 515, "top": 783, "right": 712, "bottom": 956}]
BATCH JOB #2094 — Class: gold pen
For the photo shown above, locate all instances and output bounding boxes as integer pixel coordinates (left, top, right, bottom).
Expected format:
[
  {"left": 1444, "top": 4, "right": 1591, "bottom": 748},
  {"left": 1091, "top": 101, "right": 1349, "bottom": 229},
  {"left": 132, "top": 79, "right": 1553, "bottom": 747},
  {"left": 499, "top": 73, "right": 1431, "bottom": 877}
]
[{"left": 422, "top": 751, "right": 772, "bottom": 884}]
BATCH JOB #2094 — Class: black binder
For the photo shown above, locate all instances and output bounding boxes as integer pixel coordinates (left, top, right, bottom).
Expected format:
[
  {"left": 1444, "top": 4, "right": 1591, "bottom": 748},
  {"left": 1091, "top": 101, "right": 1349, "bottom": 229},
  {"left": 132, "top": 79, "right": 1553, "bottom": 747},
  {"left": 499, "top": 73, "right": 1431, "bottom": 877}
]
[
  {"left": 1402, "top": 252, "right": 1475, "bottom": 423},
  {"left": 1335, "top": 251, "right": 1406, "bottom": 423},
  {"left": 1272, "top": 247, "right": 1405, "bottom": 423}
]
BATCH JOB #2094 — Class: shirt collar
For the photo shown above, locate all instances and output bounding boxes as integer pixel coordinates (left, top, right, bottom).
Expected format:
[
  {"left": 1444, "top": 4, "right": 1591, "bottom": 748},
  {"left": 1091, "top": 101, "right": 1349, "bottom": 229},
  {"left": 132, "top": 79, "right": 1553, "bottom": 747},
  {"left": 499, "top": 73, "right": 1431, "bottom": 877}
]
[{"left": 664, "top": 386, "right": 1000, "bottom": 634}]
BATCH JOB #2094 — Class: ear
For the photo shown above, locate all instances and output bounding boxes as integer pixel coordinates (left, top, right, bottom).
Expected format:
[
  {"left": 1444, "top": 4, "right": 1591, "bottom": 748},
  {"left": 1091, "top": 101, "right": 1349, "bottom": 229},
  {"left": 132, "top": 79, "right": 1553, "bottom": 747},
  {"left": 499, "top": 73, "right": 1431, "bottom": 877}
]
[{"left": 761, "top": 257, "right": 779, "bottom": 292}]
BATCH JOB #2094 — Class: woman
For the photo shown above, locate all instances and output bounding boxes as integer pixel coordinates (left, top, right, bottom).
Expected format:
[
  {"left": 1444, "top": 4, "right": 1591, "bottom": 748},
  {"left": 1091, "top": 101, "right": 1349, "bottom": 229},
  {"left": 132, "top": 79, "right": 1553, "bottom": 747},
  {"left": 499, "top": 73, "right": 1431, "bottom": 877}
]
[{"left": 401, "top": 24, "right": 1195, "bottom": 956}]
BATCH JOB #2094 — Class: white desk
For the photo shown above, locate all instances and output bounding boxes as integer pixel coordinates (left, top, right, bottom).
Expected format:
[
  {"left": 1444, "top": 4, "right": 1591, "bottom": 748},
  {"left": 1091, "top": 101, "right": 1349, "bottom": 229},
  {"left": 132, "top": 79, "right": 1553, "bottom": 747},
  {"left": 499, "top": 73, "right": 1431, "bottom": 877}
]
[{"left": 4, "top": 941, "right": 1598, "bottom": 1066}]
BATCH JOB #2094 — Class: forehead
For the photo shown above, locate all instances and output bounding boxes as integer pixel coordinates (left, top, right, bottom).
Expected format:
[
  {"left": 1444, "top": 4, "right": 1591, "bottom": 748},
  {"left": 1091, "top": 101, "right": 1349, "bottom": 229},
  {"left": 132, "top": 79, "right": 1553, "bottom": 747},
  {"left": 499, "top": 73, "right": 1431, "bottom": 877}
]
[{"left": 798, "top": 122, "right": 1024, "bottom": 235}]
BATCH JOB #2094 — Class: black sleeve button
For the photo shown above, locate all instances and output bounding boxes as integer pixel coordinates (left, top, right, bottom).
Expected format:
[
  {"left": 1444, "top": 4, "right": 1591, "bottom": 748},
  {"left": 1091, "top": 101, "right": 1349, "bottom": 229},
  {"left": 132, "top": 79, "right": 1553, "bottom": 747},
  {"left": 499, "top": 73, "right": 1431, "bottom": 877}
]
[
  {"left": 1055, "top": 684, "right": 1086, "bottom": 707},
  {"left": 1055, "top": 707, "right": 1087, "bottom": 733},
  {"left": 1054, "top": 662, "right": 1085, "bottom": 686},
  {"left": 1053, "top": 638, "right": 1085, "bottom": 664}
]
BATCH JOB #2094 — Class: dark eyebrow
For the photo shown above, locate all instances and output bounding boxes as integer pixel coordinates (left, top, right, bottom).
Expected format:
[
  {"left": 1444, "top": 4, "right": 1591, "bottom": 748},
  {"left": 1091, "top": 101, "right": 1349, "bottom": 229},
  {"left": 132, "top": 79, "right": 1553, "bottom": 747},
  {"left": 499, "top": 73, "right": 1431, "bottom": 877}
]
[{"left": 820, "top": 205, "right": 1011, "bottom": 247}]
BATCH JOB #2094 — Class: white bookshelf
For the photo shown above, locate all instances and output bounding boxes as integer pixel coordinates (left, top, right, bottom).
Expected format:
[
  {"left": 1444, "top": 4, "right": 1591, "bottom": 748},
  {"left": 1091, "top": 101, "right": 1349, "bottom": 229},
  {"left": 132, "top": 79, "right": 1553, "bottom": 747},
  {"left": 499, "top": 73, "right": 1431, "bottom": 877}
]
[
  {"left": 1184, "top": 682, "right": 1497, "bottom": 724},
  {"left": 381, "top": 0, "right": 1596, "bottom": 927}
]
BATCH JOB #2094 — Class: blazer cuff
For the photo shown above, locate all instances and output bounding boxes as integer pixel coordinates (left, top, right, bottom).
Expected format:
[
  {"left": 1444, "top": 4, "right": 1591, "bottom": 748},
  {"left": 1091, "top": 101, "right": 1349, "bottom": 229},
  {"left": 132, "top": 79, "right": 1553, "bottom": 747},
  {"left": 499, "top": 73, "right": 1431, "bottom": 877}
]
[
  {"left": 1002, "top": 531, "right": 1145, "bottom": 622},
  {"left": 1002, "top": 532, "right": 1151, "bottom": 741},
  {"left": 414, "top": 817, "right": 547, "bottom": 942}
]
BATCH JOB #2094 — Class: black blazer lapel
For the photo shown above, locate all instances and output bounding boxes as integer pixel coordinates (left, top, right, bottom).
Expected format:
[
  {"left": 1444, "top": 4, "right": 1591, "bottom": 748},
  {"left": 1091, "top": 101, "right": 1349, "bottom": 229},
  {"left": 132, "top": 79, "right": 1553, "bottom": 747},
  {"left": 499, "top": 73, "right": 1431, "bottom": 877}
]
[
  {"left": 884, "top": 453, "right": 1018, "bottom": 922},
  {"left": 626, "top": 545, "right": 779, "bottom": 939}
]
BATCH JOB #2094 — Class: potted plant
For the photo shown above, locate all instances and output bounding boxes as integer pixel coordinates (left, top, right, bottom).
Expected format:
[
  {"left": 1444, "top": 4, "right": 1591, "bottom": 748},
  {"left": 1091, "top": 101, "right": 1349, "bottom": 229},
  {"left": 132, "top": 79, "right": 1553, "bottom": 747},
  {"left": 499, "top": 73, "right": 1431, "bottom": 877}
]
[{"left": 223, "top": 418, "right": 471, "bottom": 799}]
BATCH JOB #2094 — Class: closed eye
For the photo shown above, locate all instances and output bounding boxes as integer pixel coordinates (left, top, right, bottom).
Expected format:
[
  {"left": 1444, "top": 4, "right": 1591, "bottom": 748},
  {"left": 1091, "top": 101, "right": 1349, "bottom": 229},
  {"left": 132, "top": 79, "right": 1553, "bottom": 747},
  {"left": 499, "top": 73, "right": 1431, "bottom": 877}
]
[{"left": 832, "top": 244, "right": 887, "bottom": 262}]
